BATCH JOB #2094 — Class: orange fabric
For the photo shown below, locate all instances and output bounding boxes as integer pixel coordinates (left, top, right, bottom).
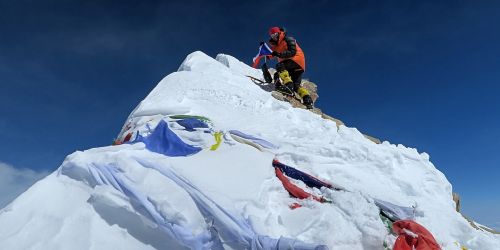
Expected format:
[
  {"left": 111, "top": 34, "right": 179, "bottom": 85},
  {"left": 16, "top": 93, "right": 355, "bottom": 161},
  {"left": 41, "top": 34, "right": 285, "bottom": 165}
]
[
  {"left": 272, "top": 32, "right": 306, "bottom": 71},
  {"left": 275, "top": 168, "right": 323, "bottom": 202},
  {"left": 392, "top": 220, "right": 441, "bottom": 250}
]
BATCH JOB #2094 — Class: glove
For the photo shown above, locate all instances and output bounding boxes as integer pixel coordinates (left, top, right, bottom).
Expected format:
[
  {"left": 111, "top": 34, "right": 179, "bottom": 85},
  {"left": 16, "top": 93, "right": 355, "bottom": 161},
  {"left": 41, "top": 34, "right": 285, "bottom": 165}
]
[
  {"left": 259, "top": 41, "right": 265, "bottom": 46},
  {"left": 272, "top": 51, "right": 281, "bottom": 58}
]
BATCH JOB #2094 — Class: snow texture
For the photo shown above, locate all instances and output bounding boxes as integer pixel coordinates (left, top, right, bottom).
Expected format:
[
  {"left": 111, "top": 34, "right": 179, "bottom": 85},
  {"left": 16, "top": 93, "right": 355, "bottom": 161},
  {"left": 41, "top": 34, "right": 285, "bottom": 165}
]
[{"left": 0, "top": 51, "right": 499, "bottom": 250}]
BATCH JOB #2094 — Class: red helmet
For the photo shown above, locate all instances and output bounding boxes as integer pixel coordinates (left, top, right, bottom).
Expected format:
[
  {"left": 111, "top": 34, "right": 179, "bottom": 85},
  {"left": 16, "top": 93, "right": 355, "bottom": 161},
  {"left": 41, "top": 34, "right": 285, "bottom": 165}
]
[{"left": 268, "top": 26, "right": 281, "bottom": 36}]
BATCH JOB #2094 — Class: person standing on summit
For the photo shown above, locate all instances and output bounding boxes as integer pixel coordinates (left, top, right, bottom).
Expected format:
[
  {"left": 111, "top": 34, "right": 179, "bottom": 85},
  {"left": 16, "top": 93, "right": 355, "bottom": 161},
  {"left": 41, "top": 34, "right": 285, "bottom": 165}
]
[{"left": 267, "top": 26, "right": 314, "bottom": 109}]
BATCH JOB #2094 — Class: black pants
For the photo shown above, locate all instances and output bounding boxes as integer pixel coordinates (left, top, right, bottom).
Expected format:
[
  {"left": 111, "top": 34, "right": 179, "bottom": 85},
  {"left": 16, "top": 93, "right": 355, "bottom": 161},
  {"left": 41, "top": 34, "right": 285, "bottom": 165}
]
[{"left": 276, "top": 59, "right": 304, "bottom": 92}]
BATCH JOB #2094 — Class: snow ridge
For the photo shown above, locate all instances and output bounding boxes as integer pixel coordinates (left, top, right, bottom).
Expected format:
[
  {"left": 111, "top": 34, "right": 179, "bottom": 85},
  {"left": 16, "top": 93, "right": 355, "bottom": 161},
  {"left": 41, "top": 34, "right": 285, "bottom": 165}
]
[{"left": 0, "top": 51, "right": 498, "bottom": 250}]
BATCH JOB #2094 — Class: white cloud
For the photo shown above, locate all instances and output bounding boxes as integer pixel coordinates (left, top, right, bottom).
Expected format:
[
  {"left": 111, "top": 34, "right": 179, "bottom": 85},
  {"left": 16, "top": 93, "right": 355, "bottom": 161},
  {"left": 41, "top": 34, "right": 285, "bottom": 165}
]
[{"left": 0, "top": 162, "right": 50, "bottom": 208}]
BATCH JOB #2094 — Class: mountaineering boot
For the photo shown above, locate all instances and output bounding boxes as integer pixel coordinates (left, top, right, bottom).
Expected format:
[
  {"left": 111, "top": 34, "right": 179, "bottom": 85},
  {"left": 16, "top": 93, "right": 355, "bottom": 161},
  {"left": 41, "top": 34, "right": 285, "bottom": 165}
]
[
  {"left": 297, "top": 87, "right": 313, "bottom": 109},
  {"left": 284, "top": 82, "right": 295, "bottom": 95},
  {"left": 278, "top": 70, "right": 293, "bottom": 85},
  {"left": 275, "top": 82, "right": 294, "bottom": 95},
  {"left": 274, "top": 70, "right": 294, "bottom": 95},
  {"left": 261, "top": 63, "right": 273, "bottom": 83},
  {"left": 302, "top": 95, "right": 314, "bottom": 109}
]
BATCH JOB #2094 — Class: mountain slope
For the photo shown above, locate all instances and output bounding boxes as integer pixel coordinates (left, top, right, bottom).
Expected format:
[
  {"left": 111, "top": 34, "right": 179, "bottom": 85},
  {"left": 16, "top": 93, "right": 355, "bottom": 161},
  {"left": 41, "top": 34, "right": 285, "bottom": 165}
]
[{"left": 0, "top": 51, "right": 498, "bottom": 249}]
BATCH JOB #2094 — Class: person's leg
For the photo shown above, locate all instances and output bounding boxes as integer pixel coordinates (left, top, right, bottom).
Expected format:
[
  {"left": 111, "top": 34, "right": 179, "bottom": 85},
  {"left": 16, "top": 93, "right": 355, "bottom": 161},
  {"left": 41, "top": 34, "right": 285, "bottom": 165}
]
[
  {"left": 280, "top": 60, "right": 305, "bottom": 92},
  {"left": 282, "top": 61, "right": 314, "bottom": 109},
  {"left": 261, "top": 63, "right": 273, "bottom": 83},
  {"left": 274, "top": 62, "right": 294, "bottom": 95},
  {"left": 289, "top": 69, "right": 303, "bottom": 92}
]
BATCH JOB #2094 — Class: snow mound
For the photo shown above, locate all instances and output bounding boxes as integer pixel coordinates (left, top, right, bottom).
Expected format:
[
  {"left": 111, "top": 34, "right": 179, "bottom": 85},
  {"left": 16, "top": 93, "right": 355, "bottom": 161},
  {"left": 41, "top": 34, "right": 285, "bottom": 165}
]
[{"left": 0, "top": 51, "right": 498, "bottom": 250}]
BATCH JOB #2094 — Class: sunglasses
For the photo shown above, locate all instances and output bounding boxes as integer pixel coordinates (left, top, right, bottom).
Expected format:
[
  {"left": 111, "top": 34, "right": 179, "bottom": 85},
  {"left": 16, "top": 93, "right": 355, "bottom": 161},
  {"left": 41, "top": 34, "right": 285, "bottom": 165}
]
[{"left": 270, "top": 32, "right": 279, "bottom": 40}]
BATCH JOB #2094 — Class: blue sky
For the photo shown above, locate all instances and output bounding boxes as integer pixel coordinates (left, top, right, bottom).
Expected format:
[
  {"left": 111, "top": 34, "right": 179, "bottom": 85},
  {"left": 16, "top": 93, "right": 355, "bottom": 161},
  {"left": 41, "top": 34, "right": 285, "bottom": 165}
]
[{"left": 0, "top": 1, "right": 499, "bottom": 229}]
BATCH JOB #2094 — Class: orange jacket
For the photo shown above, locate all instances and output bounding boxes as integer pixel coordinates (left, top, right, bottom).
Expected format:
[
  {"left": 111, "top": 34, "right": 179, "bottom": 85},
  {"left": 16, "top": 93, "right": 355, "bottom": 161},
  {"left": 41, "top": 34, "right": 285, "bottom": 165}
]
[{"left": 271, "top": 32, "right": 306, "bottom": 71}]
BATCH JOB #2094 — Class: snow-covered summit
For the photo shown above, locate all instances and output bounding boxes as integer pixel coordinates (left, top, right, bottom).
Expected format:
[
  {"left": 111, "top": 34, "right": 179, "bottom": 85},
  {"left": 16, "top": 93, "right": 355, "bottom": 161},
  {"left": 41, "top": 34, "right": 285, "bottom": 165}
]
[{"left": 0, "top": 51, "right": 498, "bottom": 250}]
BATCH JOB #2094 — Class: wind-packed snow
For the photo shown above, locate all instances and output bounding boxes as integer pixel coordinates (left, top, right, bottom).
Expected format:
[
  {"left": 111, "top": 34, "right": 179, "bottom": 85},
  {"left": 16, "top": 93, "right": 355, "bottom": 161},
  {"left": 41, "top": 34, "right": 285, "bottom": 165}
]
[{"left": 0, "top": 51, "right": 498, "bottom": 250}]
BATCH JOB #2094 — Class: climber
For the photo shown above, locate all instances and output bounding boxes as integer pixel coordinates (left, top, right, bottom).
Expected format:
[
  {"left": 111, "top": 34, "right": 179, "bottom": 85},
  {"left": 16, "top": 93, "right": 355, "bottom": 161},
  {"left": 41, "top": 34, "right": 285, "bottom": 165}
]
[{"left": 265, "top": 26, "right": 314, "bottom": 109}]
